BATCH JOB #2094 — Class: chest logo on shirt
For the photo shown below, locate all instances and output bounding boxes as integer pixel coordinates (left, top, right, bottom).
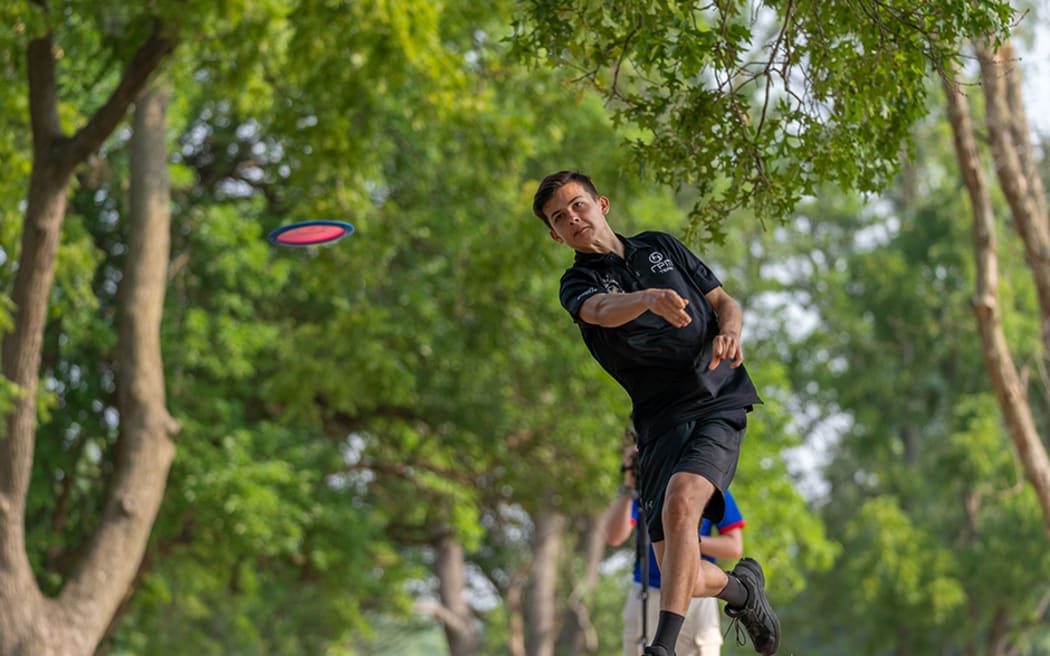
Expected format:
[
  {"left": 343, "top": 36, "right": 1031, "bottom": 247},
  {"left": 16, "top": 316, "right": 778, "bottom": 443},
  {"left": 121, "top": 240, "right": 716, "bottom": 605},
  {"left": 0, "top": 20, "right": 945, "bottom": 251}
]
[
  {"left": 599, "top": 274, "right": 624, "bottom": 293},
  {"left": 648, "top": 251, "right": 674, "bottom": 274}
]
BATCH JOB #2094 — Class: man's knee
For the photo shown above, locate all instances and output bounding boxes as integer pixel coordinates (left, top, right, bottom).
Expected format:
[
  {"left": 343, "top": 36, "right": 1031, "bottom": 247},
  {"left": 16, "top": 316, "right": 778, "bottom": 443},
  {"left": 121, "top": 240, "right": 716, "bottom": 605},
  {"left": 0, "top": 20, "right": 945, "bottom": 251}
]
[
  {"left": 663, "top": 474, "right": 714, "bottom": 526},
  {"left": 663, "top": 491, "right": 698, "bottom": 525}
]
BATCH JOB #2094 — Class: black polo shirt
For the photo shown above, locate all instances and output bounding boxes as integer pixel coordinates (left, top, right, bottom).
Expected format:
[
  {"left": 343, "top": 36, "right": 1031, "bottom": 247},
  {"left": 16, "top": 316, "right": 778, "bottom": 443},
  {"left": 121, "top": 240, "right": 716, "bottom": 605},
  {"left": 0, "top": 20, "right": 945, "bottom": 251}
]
[{"left": 559, "top": 231, "right": 761, "bottom": 444}]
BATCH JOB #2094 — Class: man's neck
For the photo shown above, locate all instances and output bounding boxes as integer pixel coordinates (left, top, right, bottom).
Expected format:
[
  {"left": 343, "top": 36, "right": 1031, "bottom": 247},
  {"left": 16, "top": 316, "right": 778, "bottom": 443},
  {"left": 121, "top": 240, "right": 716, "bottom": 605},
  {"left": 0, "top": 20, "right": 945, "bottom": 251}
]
[{"left": 577, "top": 231, "right": 624, "bottom": 258}]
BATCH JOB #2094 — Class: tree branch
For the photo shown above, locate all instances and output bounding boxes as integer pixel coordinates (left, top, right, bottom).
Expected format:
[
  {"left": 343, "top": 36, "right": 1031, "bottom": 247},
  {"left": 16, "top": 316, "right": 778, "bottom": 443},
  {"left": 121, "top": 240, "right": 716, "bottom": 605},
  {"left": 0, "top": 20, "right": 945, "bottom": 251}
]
[
  {"left": 68, "top": 22, "right": 178, "bottom": 165},
  {"left": 26, "top": 30, "right": 64, "bottom": 150}
]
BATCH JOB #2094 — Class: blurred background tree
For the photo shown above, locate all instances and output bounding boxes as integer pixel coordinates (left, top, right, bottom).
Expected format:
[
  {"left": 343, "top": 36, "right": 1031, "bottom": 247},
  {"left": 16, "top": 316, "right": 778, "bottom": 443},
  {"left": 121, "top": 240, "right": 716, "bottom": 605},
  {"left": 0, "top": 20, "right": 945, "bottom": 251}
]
[{"left": 1, "top": 1, "right": 1047, "bottom": 655}]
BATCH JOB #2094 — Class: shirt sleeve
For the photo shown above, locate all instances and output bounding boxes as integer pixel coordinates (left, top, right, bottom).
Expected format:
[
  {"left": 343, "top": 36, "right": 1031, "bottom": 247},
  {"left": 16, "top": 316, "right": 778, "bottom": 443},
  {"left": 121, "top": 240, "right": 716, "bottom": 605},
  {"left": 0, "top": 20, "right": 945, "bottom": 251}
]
[
  {"left": 661, "top": 233, "right": 722, "bottom": 295},
  {"left": 559, "top": 267, "right": 604, "bottom": 321},
  {"left": 717, "top": 488, "right": 745, "bottom": 533}
]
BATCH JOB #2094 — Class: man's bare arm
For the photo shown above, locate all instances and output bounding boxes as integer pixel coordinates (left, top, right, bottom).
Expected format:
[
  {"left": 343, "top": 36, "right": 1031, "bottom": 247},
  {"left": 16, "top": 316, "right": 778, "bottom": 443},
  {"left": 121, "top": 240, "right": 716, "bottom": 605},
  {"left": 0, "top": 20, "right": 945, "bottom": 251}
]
[
  {"left": 579, "top": 289, "right": 692, "bottom": 328},
  {"left": 705, "top": 286, "right": 744, "bottom": 369}
]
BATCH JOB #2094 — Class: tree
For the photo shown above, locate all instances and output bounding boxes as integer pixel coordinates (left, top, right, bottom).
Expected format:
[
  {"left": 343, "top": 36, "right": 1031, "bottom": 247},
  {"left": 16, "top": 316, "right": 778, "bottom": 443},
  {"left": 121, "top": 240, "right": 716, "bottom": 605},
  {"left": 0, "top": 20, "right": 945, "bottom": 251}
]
[
  {"left": 56, "top": 2, "right": 654, "bottom": 652},
  {"left": 0, "top": 4, "right": 176, "bottom": 652},
  {"left": 511, "top": 0, "right": 1014, "bottom": 236},
  {"left": 754, "top": 108, "right": 1050, "bottom": 653},
  {"left": 943, "top": 37, "right": 1050, "bottom": 538},
  {"left": 5, "top": 2, "right": 532, "bottom": 653}
]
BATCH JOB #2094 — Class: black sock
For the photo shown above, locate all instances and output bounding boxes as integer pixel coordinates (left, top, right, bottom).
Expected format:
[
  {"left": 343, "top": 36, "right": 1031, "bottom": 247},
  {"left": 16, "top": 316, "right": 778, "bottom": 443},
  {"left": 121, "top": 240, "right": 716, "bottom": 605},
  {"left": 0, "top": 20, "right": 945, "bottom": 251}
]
[
  {"left": 716, "top": 572, "right": 749, "bottom": 608},
  {"left": 651, "top": 610, "right": 685, "bottom": 653}
]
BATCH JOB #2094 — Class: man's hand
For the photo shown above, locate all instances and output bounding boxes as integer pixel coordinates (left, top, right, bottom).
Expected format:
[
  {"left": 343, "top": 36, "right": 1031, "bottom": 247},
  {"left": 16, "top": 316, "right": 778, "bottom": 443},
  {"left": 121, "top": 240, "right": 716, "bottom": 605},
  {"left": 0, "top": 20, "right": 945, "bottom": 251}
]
[
  {"left": 710, "top": 332, "right": 744, "bottom": 370},
  {"left": 644, "top": 289, "right": 691, "bottom": 328}
]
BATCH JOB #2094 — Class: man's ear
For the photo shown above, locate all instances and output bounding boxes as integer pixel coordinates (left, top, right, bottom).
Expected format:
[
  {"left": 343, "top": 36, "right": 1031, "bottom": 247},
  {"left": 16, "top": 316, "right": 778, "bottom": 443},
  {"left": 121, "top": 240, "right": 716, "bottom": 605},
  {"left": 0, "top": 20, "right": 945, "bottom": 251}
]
[
  {"left": 599, "top": 196, "right": 610, "bottom": 215},
  {"left": 549, "top": 228, "right": 564, "bottom": 243}
]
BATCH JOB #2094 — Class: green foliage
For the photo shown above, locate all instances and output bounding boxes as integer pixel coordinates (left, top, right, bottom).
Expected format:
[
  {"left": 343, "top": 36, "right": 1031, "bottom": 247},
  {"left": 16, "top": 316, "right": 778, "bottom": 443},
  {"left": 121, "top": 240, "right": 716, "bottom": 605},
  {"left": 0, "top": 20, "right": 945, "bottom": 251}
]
[
  {"left": 761, "top": 103, "right": 1050, "bottom": 654},
  {"left": 109, "top": 419, "right": 404, "bottom": 655},
  {"left": 11, "top": 0, "right": 1046, "bottom": 654},
  {"left": 95, "top": 1, "right": 681, "bottom": 650},
  {"left": 0, "top": 5, "right": 33, "bottom": 399},
  {"left": 0, "top": 296, "right": 18, "bottom": 416},
  {"left": 841, "top": 496, "right": 966, "bottom": 649},
  {"left": 511, "top": 0, "right": 1015, "bottom": 236}
]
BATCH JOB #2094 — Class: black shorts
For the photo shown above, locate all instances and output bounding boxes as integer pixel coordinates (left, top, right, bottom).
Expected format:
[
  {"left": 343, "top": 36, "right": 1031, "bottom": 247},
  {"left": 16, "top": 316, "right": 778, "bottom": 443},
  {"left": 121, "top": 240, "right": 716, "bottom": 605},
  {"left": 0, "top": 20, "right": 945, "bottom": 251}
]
[{"left": 636, "top": 409, "right": 747, "bottom": 543}]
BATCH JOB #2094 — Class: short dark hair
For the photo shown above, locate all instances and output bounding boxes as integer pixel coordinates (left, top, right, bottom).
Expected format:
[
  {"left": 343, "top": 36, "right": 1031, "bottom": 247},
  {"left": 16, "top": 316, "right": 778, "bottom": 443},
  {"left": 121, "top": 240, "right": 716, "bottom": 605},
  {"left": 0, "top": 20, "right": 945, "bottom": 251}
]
[{"left": 532, "top": 170, "right": 600, "bottom": 227}]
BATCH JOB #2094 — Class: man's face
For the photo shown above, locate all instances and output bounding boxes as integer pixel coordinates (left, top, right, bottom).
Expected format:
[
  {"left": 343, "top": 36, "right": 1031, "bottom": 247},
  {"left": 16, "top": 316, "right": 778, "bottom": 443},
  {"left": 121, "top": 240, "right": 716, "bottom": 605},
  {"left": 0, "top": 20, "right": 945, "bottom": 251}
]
[{"left": 542, "top": 181, "right": 611, "bottom": 251}]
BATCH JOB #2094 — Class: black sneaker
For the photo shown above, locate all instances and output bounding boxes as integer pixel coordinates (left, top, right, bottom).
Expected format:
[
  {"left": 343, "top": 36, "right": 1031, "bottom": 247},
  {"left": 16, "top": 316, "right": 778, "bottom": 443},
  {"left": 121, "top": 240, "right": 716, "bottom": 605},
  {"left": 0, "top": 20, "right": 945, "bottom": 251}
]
[
  {"left": 642, "top": 646, "right": 672, "bottom": 656},
  {"left": 724, "top": 557, "right": 781, "bottom": 655}
]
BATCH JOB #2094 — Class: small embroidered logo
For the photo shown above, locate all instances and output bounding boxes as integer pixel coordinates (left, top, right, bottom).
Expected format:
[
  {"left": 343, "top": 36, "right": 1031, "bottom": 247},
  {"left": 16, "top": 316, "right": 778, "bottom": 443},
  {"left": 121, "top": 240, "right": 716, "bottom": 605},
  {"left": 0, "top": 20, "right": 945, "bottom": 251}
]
[
  {"left": 600, "top": 275, "right": 624, "bottom": 293},
  {"left": 648, "top": 251, "right": 674, "bottom": 274}
]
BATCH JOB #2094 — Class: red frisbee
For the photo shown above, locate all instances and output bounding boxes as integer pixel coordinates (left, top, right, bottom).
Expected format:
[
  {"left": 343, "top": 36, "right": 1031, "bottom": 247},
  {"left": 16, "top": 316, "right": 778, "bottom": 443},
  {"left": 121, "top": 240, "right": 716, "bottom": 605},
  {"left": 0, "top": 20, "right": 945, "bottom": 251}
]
[{"left": 267, "top": 220, "right": 354, "bottom": 247}]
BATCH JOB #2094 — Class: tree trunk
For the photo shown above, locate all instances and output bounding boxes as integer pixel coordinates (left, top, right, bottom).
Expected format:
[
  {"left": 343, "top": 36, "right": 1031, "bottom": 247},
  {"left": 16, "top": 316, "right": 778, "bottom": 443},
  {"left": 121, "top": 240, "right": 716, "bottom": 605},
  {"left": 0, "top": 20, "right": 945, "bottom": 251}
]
[
  {"left": 0, "top": 31, "right": 79, "bottom": 652},
  {"left": 974, "top": 41, "right": 1050, "bottom": 532},
  {"left": 0, "top": 21, "right": 175, "bottom": 650},
  {"left": 58, "top": 83, "right": 179, "bottom": 644},
  {"left": 556, "top": 513, "right": 606, "bottom": 655},
  {"left": 431, "top": 533, "right": 480, "bottom": 656},
  {"left": 985, "top": 605, "right": 1010, "bottom": 656},
  {"left": 506, "top": 568, "right": 527, "bottom": 656},
  {"left": 525, "top": 508, "right": 565, "bottom": 656},
  {"left": 941, "top": 45, "right": 1050, "bottom": 539},
  {"left": 0, "top": 151, "right": 75, "bottom": 654},
  {"left": 976, "top": 41, "right": 1050, "bottom": 351}
]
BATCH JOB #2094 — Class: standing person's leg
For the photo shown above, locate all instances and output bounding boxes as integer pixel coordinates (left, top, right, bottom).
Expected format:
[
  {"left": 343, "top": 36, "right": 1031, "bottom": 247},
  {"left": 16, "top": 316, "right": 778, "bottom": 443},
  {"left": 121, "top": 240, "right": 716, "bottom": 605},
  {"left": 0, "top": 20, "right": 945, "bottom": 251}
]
[
  {"left": 674, "top": 597, "right": 722, "bottom": 656},
  {"left": 623, "top": 584, "right": 641, "bottom": 656},
  {"left": 623, "top": 584, "right": 664, "bottom": 656}
]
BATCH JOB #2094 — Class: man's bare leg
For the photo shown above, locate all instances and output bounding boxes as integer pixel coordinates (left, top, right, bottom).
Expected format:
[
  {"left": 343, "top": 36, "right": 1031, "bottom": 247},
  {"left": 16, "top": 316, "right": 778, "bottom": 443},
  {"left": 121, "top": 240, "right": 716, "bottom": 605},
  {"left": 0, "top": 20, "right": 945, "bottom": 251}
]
[
  {"left": 650, "top": 474, "right": 780, "bottom": 655},
  {"left": 655, "top": 472, "right": 713, "bottom": 612},
  {"left": 643, "top": 472, "right": 713, "bottom": 655}
]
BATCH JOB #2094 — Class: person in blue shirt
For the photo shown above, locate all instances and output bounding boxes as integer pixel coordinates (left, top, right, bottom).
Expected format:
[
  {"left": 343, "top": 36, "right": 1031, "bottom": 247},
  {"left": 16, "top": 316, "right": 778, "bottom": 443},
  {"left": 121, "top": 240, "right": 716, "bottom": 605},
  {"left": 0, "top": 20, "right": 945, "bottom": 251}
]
[{"left": 605, "top": 445, "right": 744, "bottom": 656}]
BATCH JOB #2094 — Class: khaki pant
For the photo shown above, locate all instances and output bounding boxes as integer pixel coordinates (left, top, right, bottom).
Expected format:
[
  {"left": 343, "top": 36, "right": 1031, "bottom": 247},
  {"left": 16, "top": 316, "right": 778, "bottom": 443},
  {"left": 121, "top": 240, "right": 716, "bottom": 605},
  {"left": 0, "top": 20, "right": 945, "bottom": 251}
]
[{"left": 622, "top": 583, "right": 723, "bottom": 656}]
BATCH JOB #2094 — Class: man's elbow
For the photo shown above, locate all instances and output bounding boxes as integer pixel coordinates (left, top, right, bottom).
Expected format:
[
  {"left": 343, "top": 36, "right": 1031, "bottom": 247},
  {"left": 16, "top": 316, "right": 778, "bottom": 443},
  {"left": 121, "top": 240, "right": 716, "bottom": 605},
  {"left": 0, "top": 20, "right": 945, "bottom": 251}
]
[
  {"left": 726, "top": 533, "right": 744, "bottom": 559},
  {"left": 580, "top": 295, "right": 631, "bottom": 328},
  {"left": 581, "top": 301, "right": 614, "bottom": 327}
]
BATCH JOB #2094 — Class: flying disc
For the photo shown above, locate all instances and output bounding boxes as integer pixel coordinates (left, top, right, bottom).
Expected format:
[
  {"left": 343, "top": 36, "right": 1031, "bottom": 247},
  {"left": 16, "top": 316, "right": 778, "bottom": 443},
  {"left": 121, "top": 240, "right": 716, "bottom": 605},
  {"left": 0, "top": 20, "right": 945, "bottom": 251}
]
[{"left": 267, "top": 220, "right": 354, "bottom": 247}]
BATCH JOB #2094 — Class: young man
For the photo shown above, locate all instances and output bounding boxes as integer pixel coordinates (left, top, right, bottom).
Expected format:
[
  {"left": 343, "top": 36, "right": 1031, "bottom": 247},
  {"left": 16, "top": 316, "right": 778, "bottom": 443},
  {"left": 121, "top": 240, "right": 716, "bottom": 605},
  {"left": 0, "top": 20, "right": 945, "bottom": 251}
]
[{"left": 533, "top": 171, "right": 780, "bottom": 656}]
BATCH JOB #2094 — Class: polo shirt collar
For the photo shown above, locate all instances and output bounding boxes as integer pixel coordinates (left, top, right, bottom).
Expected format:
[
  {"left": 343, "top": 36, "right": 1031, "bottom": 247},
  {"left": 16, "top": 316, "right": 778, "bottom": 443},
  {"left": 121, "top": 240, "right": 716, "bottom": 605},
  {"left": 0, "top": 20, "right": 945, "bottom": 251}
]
[{"left": 573, "top": 233, "right": 635, "bottom": 266}]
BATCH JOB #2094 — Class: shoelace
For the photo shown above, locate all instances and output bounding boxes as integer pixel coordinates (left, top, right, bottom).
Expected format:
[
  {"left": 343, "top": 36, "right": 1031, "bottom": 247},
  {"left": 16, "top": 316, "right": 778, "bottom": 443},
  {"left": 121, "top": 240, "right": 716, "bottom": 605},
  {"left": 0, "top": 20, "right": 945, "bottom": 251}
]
[{"left": 725, "top": 615, "right": 749, "bottom": 648}]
